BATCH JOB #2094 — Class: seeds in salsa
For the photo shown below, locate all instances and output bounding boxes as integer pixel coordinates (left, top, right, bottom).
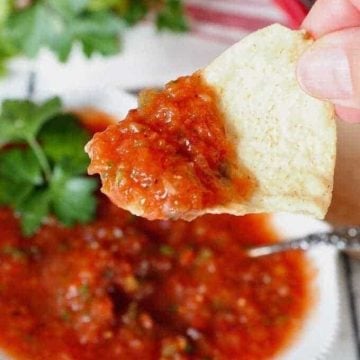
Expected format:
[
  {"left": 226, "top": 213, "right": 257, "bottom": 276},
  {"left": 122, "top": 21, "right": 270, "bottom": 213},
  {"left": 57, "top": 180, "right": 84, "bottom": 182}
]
[{"left": 86, "top": 73, "right": 254, "bottom": 220}]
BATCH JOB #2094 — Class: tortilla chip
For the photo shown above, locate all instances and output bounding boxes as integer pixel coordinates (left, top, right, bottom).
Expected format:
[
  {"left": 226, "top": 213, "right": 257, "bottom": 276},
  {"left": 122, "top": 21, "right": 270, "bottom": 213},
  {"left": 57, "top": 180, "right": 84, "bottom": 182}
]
[
  {"left": 86, "top": 24, "right": 336, "bottom": 220},
  {"left": 202, "top": 24, "right": 336, "bottom": 219}
]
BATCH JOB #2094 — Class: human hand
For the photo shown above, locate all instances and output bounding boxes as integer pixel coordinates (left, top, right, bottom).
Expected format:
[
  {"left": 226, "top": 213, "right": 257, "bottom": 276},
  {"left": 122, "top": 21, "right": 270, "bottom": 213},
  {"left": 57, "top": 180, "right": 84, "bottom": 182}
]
[{"left": 297, "top": 0, "right": 360, "bottom": 122}]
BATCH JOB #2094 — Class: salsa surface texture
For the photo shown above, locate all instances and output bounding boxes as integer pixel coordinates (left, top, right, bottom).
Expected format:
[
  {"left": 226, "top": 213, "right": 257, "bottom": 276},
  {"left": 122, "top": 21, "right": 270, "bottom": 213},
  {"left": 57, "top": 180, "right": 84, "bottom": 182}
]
[
  {"left": 87, "top": 73, "right": 254, "bottom": 220},
  {"left": 0, "top": 203, "right": 311, "bottom": 360}
]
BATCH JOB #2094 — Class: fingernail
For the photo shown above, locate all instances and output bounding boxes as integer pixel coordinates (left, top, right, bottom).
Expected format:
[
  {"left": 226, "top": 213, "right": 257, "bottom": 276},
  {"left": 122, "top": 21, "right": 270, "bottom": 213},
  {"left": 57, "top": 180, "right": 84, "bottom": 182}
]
[{"left": 297, "top": 47, "right": 353, "bottom": 100}]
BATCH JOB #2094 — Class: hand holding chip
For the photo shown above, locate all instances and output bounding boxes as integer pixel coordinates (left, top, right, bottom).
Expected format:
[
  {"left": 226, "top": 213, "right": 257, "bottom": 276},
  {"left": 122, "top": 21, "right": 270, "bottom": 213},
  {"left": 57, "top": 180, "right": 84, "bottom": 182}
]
[{"left": 297, "top": 0, "right": 360, "bottom": 122}]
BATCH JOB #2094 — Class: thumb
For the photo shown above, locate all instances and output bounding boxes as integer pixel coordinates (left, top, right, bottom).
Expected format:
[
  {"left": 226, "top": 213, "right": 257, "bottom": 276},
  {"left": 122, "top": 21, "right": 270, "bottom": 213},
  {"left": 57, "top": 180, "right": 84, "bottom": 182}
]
[{"left": 297, "top": 27, "right": 360, "bottom": 111}]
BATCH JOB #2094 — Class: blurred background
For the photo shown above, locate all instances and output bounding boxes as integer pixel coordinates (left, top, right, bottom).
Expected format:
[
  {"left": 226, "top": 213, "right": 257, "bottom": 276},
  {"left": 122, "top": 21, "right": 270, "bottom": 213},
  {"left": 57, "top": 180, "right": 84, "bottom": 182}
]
[{"left": 0, "top": 0, "right": 311, "bottom": 98}]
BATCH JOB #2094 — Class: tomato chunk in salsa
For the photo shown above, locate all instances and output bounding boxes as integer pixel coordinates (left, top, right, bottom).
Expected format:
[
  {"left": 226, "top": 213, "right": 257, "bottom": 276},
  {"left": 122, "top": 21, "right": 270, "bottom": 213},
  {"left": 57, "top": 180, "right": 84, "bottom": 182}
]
[{"left": 86, "top": 73, "right": 254, "bottom": 220}]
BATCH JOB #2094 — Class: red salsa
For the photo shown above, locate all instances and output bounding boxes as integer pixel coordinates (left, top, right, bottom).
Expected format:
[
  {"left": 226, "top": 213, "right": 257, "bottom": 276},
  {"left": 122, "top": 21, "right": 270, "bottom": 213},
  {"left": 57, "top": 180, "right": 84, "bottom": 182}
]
[
  {"left": 86, "top": 73, "right": 254, "bottom": 220},
  {"left": 0, "top": 111, "right": 312, "bottom": 360},
  {"left": 0, "top": 206, "right": 312, "bottom": 360}
]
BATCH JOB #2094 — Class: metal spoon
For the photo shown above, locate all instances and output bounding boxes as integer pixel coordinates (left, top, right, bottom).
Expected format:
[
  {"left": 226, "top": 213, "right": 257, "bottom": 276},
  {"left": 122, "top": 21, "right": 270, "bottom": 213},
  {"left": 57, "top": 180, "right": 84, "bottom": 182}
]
[{"left": 246, "top": 226, "right": 360, "bottom": 258}]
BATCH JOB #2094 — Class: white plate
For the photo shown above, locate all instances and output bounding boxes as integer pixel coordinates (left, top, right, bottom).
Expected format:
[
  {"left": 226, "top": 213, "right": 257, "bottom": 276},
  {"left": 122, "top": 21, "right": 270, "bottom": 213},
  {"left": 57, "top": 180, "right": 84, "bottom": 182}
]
[{"left": 0, "top": 90, "right": 339, "bottom": 360}]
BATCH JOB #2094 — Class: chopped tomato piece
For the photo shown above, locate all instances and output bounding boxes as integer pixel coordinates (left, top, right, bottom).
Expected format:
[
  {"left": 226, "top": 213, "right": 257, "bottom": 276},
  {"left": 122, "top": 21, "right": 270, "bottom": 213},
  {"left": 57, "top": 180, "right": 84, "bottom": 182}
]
[{"left": 87, "top": 74, "right": 254, "bottom": 220}]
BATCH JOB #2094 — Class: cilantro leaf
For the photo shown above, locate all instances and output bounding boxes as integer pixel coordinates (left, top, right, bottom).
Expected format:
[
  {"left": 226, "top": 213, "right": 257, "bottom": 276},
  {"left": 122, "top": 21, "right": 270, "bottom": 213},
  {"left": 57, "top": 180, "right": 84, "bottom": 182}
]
[
  {"left": 0, "top": 97, "right": 98, "bottom": 236},
  {"left": 88, "top": 0, "right": 119, "bottom": 12},
  {"left": 0, "top": 148, "right": 43, "bottom": 186},
  {"left": 0, "top": 0, "right": 188, "bottom": 75},
  {"left": 0, "top": 0, "right": 11, "bottom": 26},
  {"left": 46, "top": 0, "right": 89, "bottom": 18},
  {"left": 5, "top": 2, "right": 122, "bottom": 62},
  {"left": 0, "top": 148, "right": 43, "bottom": 208},
  {"left": 0, "top": 31, "right": 18, "bottom": 75},
  {"left": 39, "top": 113, "right": 90, "bottom": 174},
  {"left": 6, "top": 3, "right": 50, "bottom": 58},
  {"left": 46, "top": 1, "right": 123, "bottom": 59},
  {"left": 156, "top": 0, "right": 188, "bottom": 32},
  {"left": 72, "top": 11, "right": 122, "bottom": 57},
  {"left": 17, "top": 190, "right": 50, "bottom": 237},
  {"left": 0, "top": 97, "right": 62, "bottom": 146},
  {"left": 50, "top": 166, "right": 98, "bottom": 226},
  {"left": 0, "top": 1, "right": 15, "bottom": 74},
  {"left": 122, "top": 0, "right": 148, "bottom": 26},
  {"left": 0, "top": 177, "right": 33, "bottom": 208}
]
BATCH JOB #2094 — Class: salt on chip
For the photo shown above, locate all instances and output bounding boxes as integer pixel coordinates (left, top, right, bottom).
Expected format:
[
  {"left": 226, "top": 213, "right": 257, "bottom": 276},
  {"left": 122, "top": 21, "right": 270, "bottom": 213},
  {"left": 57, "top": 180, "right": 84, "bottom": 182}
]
[{"left": 201, "top": 24, "right": 336, "bottom": 219}]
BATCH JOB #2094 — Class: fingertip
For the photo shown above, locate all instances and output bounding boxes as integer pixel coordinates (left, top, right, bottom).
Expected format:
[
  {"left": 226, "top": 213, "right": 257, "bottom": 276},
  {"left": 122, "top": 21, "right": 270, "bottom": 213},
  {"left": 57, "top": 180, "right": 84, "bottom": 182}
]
[
  {"left": 296, "top": 45, "right": 353, "bottom": 101},
  {"left": 301, "top": 0, "right": 360, "bottom": 38},
  {"left": 335, "top": 105, "right": 360, "bottom": 123}
]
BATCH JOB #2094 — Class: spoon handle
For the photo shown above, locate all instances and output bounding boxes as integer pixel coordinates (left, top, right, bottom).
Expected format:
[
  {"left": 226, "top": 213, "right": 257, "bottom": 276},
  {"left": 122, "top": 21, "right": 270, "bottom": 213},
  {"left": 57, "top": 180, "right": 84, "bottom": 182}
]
[{"left": 246, "top": 226, "right": 360, "bottom": 258}]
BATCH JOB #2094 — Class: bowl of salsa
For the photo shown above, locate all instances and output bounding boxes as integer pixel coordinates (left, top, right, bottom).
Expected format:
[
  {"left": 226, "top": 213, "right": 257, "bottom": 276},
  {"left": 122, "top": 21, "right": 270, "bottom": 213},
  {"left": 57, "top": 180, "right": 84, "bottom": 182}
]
[{"left": 0, "top": 89, "right": 339, "bottom": 360}]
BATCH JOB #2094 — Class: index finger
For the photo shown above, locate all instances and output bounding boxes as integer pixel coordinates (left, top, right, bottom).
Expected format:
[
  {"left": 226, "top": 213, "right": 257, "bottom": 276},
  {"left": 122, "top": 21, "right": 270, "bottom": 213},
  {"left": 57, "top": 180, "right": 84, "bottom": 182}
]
[{"left": 302, "top": 0, "right": 360, "bottom": 38}]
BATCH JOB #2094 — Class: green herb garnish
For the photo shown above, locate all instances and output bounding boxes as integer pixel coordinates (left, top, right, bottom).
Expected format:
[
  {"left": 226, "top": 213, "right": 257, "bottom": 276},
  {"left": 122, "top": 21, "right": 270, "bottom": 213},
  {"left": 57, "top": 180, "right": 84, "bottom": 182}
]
[
  {"left": 1, "top": 245, "right": 27, "bottom": 260},
  {"left": 60, "top": 310, "right": 71, "bottom": 322},
  {"left": 196, "top": 248, "right": 214, "bottom": 264},
  {"left": 79, "top": 283, "right": 91, "bottom": 299},
  {"left": 0, "top": 0, "right": 188, "bottom": 74},
  {"left": 156, "top": 0, "right": 188, "bottom": 32},
  {"left": 0, "top": 97, "right": 97, "bottom": 236},
  {"left": 160, "top": 244, "right": 175, "bottom": 256}
]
